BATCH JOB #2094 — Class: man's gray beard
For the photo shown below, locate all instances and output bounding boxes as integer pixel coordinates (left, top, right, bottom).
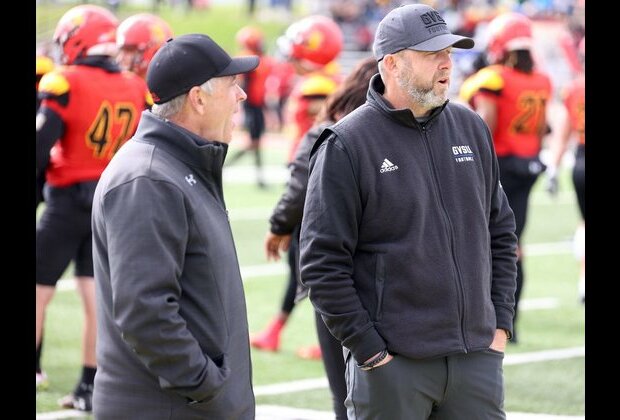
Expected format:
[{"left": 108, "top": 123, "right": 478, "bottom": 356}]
[{"left": 397, "top": 72, "right": 447, "bottom": 110}]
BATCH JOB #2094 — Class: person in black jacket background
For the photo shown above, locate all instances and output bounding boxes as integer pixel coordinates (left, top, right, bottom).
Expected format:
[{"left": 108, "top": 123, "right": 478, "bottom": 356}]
[
  {"left": 300, "top": 4, "right": 518, "bottom": 419},
  {"left": 264, "top": 57, "right": 377, "bottom": 420}
]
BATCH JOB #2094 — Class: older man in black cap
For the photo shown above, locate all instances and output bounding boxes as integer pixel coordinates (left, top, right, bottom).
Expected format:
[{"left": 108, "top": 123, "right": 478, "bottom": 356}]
[
  {"left": 299, "top": 4, "right": 518, "bottom": 419},
  {"left": 91, "top": 34, "right": 258, "bottom": 419}
]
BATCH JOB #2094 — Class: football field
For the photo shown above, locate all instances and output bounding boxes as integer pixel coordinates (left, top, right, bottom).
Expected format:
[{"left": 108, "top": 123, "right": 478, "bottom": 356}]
[
  {"left": 36, "top": 129, "right": 585, "bottom": 418},
  {"left": 36, "top": 3, "right": 584, "bottom": 418}
]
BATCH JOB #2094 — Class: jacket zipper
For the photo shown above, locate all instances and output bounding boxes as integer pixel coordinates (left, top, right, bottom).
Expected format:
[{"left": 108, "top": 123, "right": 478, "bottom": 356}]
[{"left": 419, "top": 123, "right": 468, "bottom": 351}]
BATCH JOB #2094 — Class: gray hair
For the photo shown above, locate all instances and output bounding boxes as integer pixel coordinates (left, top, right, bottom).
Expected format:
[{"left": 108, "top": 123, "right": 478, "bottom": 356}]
[
  {"left": 378, "top": 59, "right": 387, "bottom": 81},
  {"left": 151, "top": 79, "right": 216, "bottom": 119}
]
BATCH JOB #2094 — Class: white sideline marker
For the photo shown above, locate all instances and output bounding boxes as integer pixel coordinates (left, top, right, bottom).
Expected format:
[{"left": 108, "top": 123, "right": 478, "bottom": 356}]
[{"left": 504, "top": 346, "right": 585, "bottom": 366}]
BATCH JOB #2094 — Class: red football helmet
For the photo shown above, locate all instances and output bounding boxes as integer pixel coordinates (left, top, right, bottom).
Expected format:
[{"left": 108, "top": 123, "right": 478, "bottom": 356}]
[
  {"left": 53, "top": 4, "right": 118, "bottom": 65},
  {"left": 116, "top": 13, "right": 173, "bottom": 77},
  {"left": 236, "top": 26, "right": 264, "bottom": 54},
  {"left": 277, "top": 15, "right": 343, "bottom": 70},
  {"left": 486, "top": 12, "right": 533, "bottom": 63}
]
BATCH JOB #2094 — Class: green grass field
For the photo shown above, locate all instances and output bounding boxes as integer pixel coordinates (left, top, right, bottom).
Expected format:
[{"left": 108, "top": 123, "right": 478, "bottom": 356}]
[{"left": 36, "top": 1, "right": 584, "bottom": 417}]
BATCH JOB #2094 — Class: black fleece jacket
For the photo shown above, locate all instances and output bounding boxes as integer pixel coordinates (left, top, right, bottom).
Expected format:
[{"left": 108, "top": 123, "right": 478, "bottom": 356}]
[
  {"left": 269, "top": 121, "right": 333, "bottom": 235},
  {"left": 92, "top": 111, "right": 254, "bottom": 418},
  {"left": 299, "top": 74, "right": 518, "bottom": 364}
]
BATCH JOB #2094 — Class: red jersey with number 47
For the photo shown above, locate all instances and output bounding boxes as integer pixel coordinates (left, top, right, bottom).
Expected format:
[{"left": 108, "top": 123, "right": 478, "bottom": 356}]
[
  {"left": 468, "top": 64, "right": 552, "bottom": 158},
  {"left": 38, "top": 65, "right": 149, "bottom": 187}
]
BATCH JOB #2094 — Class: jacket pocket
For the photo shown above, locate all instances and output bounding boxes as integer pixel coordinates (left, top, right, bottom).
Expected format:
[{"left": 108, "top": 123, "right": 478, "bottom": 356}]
[{"left": 374, "top": 254, "right": 386, "bottom": 321}]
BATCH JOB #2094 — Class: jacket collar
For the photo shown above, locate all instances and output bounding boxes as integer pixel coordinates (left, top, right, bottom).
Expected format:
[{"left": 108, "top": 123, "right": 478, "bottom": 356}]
[
  {"left": 132, "top": 110, "right": 229, "bottom": 176},
  {"left": 366, "top": 73, "right": 447, "bottom": 129}
]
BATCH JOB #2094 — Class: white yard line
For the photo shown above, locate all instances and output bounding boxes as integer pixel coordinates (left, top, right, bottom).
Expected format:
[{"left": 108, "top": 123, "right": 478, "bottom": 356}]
[
  {"left": 519, "top": 297, "right": 559, "bottom": 310},
  {"left": 252, "top": 346, "right": 584, "bottom": 397},
  {"left": 36, "top": 347, "right": 583, "bottom": 419},
  {"left": 523, "top": 241, "right": 573, "bottom": 257},
  {"left": 241, "top": 262, "right": 288, "bottom": 280},
  {"left": 56, "top": 262, "right": 289, "bottom": 291},
  {"left": 56, "top": 237, "right": 573, "bottom": 292},
  {"left": 508, "top": 413, "right": 583, "bottom": 420},
  {"left": 255, "top": 377, "right": 329, "bottom": 396},
  {"left": 504, "top": 346, "right": 585, "bottom": 366},
  {"left": 36, "top": 410, "right": 88, "bottom": 419},
  {"left": 256, "top": 406, "right": 585, "bottom": 420},
  {"left": 257, "top": 405, "right": 334, "bottom": 420},
  {"left": 37, "top": 405, "right": 585, "bottom": 420}
]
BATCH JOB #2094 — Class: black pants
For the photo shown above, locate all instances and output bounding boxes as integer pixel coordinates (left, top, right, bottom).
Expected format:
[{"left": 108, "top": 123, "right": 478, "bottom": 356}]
[
  {"left": 497, "top": 156, "right": 540, "bottom": 240},
  {"left": 497, "top": 156, "right": 541, "bottom": 339},
  {"left": 290, "top": 224, "right": 347, "bottom": 419},
  {"left": 281, "top": 231, "right": 300, "bottom": 313},
  {"left": 315, "top": 311, "right": 347, "bottom": 420},
  {"left": 344, "top": 349, "right": 506, "bottom": 419},
  {"left": 36, "top": 181, "right": 98, "bottom": 286}
]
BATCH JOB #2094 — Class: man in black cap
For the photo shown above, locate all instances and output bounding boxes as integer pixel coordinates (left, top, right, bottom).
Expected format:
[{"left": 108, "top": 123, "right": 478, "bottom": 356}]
[
  {"left": 91, "top": 34, "right": 259, "bottom": 419},
  {"left": 300, "top": 4, "right": 518, "bottom": 419}
]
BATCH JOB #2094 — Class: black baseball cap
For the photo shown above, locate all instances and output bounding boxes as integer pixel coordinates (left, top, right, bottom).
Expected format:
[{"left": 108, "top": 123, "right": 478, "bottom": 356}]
[
  {"left": 146, "top": 33, "right": 259, "bottom": 104},
  {"left": 373, "top": 4, "right": 474, "bottom": 61}
]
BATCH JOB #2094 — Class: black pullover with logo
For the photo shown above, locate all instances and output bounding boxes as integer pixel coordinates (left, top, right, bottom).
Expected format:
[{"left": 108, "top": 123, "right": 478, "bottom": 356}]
[{"left": 299, "top": 74, "right": 518, "bottom": 364}]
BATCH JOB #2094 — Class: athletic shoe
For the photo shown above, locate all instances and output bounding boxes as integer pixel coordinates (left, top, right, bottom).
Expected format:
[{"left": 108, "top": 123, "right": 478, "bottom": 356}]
[
  {"left": 250, "top": 317, "right": 285, "bottom": 352},
  {"left": 296, "top": 344, "right": 322, "bottom": 360},
  {"left": 58, "top": 383, "right": 93, "bottom": 412},
  {"left": 36, "top": 371, "right": 49, "bottom": 390}
]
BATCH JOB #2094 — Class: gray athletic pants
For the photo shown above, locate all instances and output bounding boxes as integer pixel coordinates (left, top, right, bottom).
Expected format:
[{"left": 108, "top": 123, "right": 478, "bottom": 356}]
[{"left": 344, "top": 349, "right": 506, "bottom": 420}]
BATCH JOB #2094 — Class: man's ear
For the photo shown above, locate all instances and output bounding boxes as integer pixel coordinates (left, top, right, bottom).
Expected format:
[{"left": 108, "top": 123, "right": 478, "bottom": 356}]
[
  {"left": 187, "top": 86, "right": 206, "bottom": 114},
  {"left": 383, "top": 54, "right": 398, "bottom": 72}
]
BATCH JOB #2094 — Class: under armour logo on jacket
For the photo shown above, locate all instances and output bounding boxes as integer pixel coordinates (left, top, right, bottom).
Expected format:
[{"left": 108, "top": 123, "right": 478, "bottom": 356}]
[{"left": 185, "top": 174, "right": 197, "bottom": 186}]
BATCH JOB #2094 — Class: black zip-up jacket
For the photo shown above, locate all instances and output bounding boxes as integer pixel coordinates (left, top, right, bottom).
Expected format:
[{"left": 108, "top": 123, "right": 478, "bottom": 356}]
[
  {"left": 92, "top": 111, "right": 254, "bottom": 419},
  {"left": 269, "top": 121, "right": 332, "bottom": 235},
  {"left": 299, "top": 74, "right": 518, "bottom": 364}
]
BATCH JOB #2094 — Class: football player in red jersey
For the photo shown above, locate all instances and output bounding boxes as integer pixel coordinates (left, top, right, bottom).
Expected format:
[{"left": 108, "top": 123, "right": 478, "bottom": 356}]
[
  {"left": 36, "top": 4, "right": 150, "bottom": 411},
  {"left": 226, "top": 26, "right": 275, "bottom": 188},
  {"left": 116, "top": 12, "right": 173, "bottom": 80},
  {"left": 249, "top": 15, "right": 343, "bottom": 357},
  {"left": 277, "top": 15, "right": 343, "bottom": 162},
  {"left": 459, "top": 12, "right": 552, "bottom": 343},
  {"left": 547, "top": 36, "right": 585, "bottom": 304}
]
